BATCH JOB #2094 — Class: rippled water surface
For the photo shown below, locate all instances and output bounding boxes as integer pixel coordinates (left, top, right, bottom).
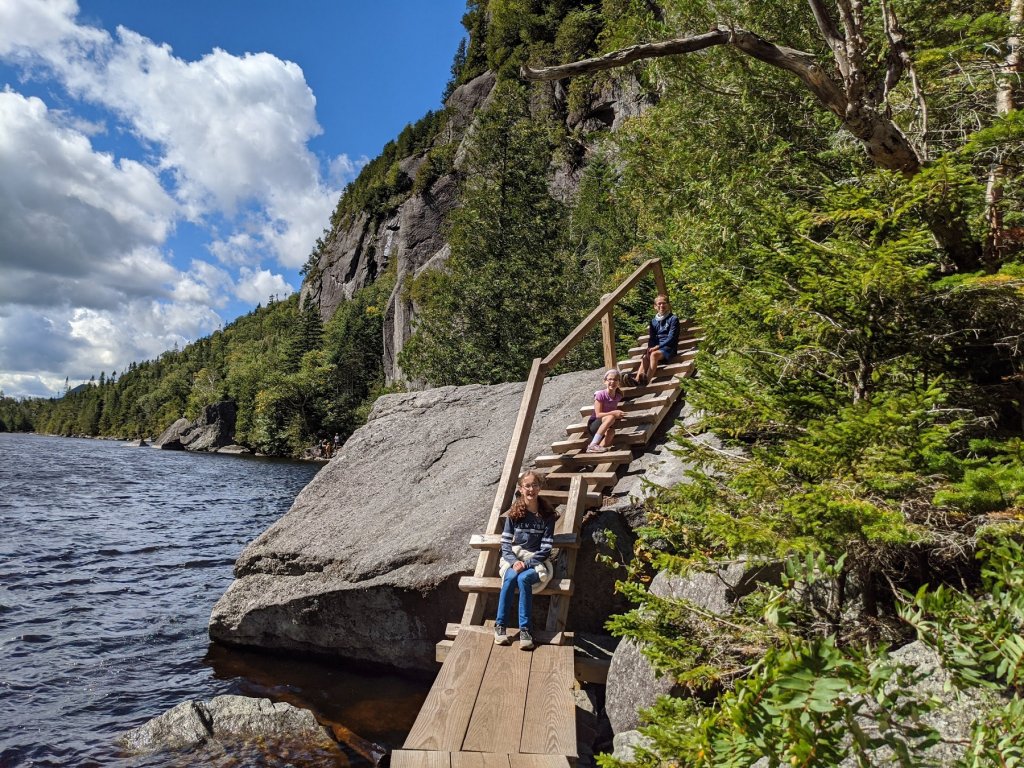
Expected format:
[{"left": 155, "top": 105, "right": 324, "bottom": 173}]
[{"left": 0, "top": 433, "right": 430, "bottom": 767}]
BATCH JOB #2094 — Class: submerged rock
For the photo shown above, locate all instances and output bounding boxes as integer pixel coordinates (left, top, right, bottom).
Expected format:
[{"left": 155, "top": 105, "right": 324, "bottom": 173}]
[
  {"left": 117, "top": 695, "right": 340, "bottom": 757},
  {"left": 210, "top": 369, "right": 634, "bottom": 670}
]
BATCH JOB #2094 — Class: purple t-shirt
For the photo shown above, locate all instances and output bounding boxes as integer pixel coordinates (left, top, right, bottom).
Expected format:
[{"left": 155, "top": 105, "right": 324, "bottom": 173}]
[{"left": 594, "top": 388, "right": 623, "bottom": 414}]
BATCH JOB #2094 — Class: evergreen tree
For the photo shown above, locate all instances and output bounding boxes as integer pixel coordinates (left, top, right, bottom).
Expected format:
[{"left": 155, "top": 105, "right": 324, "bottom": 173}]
[{"left": 401, "top": 80, "right": 573, "bottom": 385}]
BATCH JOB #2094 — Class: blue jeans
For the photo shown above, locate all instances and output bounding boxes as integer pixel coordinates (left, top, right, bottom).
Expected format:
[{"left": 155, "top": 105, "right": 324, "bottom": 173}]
[{"left": 496, "top": 566, "right": 541, "bottom": 631}]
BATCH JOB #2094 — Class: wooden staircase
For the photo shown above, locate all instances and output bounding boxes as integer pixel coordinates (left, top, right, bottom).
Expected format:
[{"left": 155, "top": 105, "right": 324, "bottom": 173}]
[
  {"left": 399, "top": 259, "right": 700, "bottom": 767},
  {"left": 443, "top": 258, "right": 701, "bottom": 663}
]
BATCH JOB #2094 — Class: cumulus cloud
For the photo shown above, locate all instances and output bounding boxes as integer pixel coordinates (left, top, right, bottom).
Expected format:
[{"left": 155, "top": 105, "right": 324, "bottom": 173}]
[
  {"left": 0, "top": 0, "right": 342, "bottom": 266},
  {"left": 0, "top": 299, "right": 224, "bottom": 398},
  {"left": 0, "top": 0, "right": 353, "bottom": 397},
  {"left": 235, "top": 268, "right": 294, "bottom": 305}
]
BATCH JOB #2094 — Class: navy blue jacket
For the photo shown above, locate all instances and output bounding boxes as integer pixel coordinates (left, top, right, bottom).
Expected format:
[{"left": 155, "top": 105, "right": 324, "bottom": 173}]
[
  {"left": 649, "top": 313, "right": 680, "bottom": 359},
  {"left": 500, "top": 510, "right": 556, "bottom": 569}
]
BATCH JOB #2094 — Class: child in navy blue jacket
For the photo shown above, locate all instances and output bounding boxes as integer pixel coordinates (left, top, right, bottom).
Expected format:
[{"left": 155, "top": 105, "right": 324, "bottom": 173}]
[{"left": 635, "top": 294, "right": 679, "bottom": 385}]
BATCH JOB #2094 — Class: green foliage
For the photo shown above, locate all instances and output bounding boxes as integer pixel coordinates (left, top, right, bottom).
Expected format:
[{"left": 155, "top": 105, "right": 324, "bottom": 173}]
[
  {"left": 401, "top": 81, "right": 587, "bottom": 384},
  {"left": 25, "top": 274, "right": 393, "bottom": 457}
]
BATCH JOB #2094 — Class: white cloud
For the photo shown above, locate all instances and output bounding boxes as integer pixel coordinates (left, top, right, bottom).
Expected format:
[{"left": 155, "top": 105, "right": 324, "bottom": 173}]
[
  {"left": 329, "top": 152, "right": 368, "bottom": 186},
  {"left": 235, "top": 268, "right": 294, "bottom": 305},
  {"left": 0, "top": 91, "right": 178, "bottom": 305},
  {"left": 0, "top": 0, "right": 359, "bottom": 397}
]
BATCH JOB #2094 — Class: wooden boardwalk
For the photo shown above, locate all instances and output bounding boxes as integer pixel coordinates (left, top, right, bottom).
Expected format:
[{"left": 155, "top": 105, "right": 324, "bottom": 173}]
[
  {"left": 396, "top": 628, "right": 576, "bottom": 766},
  {"left": 397, "top": 260, "right": 699, "bottom": 768}
]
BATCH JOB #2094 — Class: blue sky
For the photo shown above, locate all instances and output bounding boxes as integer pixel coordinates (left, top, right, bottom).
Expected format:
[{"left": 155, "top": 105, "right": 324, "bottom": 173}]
[{"left": 0, "top": 0, "right": 467, "bottom": 398}]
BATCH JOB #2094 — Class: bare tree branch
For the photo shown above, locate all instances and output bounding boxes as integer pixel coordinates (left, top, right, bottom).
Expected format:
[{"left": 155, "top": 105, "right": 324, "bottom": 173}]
[
  {"left": 807, "top": 0, "right": 845, "bottom": 65},
  {"left": 521, "top": 29, "right": 731, "bottom": 81}
]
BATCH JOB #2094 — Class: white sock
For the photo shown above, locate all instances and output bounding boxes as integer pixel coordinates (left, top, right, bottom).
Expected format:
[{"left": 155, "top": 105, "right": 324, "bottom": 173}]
[{"left": 590, "top": 432, "right": 604, "bottom": 445}]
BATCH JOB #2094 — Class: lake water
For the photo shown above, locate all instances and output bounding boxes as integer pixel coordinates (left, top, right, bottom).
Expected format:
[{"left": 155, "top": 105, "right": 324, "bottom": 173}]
[{"left": 0, "top": 433, "right": 430, "bottom": 767}]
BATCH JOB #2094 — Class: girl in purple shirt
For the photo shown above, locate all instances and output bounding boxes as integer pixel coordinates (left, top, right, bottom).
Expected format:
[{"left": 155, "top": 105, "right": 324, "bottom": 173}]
[{"left": 586, "top": 369, "right": 625, "bottom": 453}]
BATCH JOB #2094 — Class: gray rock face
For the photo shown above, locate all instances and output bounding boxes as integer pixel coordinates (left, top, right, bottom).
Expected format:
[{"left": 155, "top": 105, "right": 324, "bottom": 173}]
[
  {"left": 118, "top": 695, "right": 339, "bottom": 756},
  {"left": 835, "top": 641, "right": 999, "bottom": 768},
  {"left": 612, "top": 730, "right": 655, "bottom": 762},
  {"left": 604, "top": 560, "right": 783, "bottom": 734},
  {"left": 210, "top": 368, "right": 633, "bottom": 670},
  {"left": 154, "top": 401, "right": 236, "bottom": 452},
  {"left": 301, "top": 71, "right": 497, "bottom": 383},
  {"left": 301, "top": 68, "right": 657, "bottom": 384}
]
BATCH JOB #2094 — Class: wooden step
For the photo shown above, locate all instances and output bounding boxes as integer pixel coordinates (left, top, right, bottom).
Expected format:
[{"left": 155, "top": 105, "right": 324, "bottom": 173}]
[
  {"left": 621, "top": 378, "right": 683, "bottom": 398},
  {"left": 539, "top": 488, "right": 602, "bottom": 506},
  {"left": 579, "top": 393, "right": 673, "bottom": 417},
  {"left": 628, "top": 335, "right": 704, "bottom": 357},
  {"left": 543, "top": 470, "right": 618, "bottom": 487},
  {"left": 459, "top": 576, "right": 574, "bottom": 596},
  {"left": 533, "top": 449, "right": 634, "bottom": 467},
  {"left": 443, "top": 623, "right": 572, "bottom": 645},
  {"left": 566, "top": 411, "right": 657, "bottom": 435},
  {"left": 619, "top": 348, "right": 697, "bottom": 373},
  {"left": 470, "top": 533, "right": 580, "bottom": 550},
  {"left": 550, "top": 427, "right": 647, "bottom": 454},
  {"left": 636, "top": 323, "right": 703, "bottom": 345}
]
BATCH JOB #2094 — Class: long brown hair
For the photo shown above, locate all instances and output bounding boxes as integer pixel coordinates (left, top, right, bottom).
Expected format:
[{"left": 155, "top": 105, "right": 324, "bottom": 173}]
[{"left": 508, "top": 470, "right": 555, "bottom": 521}]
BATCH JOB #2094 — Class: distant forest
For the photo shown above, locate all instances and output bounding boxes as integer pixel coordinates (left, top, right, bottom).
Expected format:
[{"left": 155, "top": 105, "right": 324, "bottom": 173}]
[{"left": 0, "top": 277, "right": 391, "bottom": 456}]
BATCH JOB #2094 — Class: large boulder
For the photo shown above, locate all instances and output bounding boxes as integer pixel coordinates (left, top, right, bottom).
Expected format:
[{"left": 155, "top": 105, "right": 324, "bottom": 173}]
[
  {"left": 154, "top": 401, "right": 236, "bottom": 452},
  {"left": 210, "top": 368, "right": 634, "bottom": 670},
  {"left": 117, "top": 695, "right": 340, "bottom": 759}
]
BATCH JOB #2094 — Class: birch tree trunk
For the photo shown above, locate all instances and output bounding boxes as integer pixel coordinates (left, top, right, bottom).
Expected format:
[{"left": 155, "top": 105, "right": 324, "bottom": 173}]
[{"left": 985, "top": 0, "right": 1023, "bottom": 263}]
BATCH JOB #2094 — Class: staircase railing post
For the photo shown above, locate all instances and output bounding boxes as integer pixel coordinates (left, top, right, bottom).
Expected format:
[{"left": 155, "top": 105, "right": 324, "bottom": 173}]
[
  {"left": 461, "top": 356, "right": 547, "bottom": 626},
  {"left": 653, "top": 260, "right": 668, "bottom": 298},
  {"left": 600, "top": 294, "right": 616, "bottom": 370}
]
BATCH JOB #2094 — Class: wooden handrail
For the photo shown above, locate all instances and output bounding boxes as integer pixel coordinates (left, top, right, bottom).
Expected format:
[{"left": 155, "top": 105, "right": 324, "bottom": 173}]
[
  {"left": 461, "top": 258, "right": 667, "bottom": 625},
  {"left": 541, "top": 257, "right": 664, "bottom": 371}
]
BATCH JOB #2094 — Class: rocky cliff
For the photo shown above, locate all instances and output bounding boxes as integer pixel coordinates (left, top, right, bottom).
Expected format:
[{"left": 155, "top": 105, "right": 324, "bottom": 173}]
[
  {"left": 209, "top": 368, "right": 638, "bottom": 671},
  {"left": 299, "top": 70, "right": 655, "bottom": 384}
]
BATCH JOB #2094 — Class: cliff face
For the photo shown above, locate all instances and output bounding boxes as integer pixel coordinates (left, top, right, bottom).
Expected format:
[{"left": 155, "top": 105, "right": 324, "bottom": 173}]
[{"left": 300, "top": 70, "right": 655, "bottom": 384}]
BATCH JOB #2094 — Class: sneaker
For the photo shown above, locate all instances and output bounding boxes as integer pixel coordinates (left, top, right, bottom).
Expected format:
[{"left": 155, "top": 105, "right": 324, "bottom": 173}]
[
  {"left": 494, "top": 625, "right": 511, "bottom": 645},
  {"left": 519, "top": 628, "right": 535, "bottom": 650},
  {"left": 586, "top": 443, "right": 608, "bottom": 453}
]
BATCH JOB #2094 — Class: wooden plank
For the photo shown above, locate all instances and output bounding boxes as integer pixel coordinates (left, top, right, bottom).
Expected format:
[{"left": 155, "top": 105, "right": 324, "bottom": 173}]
[
  {"left": 628, "top": 334, "right": 703, "bottom": 356},
  {"left": 620, "top": 378, "right": 683, "bottom": 398},
  {"left": 444, "top": 623, "right": 571, "bottom": 645},
  {"left": 543, "top": 470, "right": 617, "bottom": 487},
  {"left": 405, "top": 630, "right": 493, "bottom": 751},
  {"left": 462, "top": 643, "right": 533, "bottom": 752},
  {"left": 459, "top": 576, "right": 574, "bottom": 596},
  {"left": 436, "top": 639, "right": 453, "bottom": 662},
  {"left": 533, "top": 449, "right": 633, "bottom": 467},
  {"left": 579, "top": 393, "right": 673, "bottom": 416},
  {"left": 541, "top": 258, "right": 660, "bottom": 370},
  {"left": 601, "top": 295, "right": 617, "bottom": 370},
  {"left": 565, "top": 411, "right": 656, "bottom": 435},
  {"left": 653, "top": 259, "right": 667, "bottom": 299},
  {"left": 470, "top": 533, "right": 579, "bottom": 550},
  {"left": 618, "top": 349, "right": 698, "bottom": 373},
  {"left": 520, "top": 644, "right": 577, "bottom": 757},
  {"left": 573, "top": 656, "right": 610, "bottom": 685},
  {"left": 434, "top": 639, "right": 609, "bottom": 682},
  {"left": 509, "top": 756, "right": 571, "bottom": 768},
  {"left": 538, "top": 488, "right": 601, "bottom": 507},
  {"left": 452, "top": 753, "right": 510, "bottom": 768},
  {"left": 546, "top": 477, "right": 587, "bottom": 635},
  {"left": 550, "top": 428, "right": 647, "bottom": 453},
  {"left": 464, "top": 357, "right": 547, "bottom": 626},
  {"left": 391, "top": 751, "right": 452, "bottom": 768}
]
